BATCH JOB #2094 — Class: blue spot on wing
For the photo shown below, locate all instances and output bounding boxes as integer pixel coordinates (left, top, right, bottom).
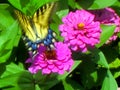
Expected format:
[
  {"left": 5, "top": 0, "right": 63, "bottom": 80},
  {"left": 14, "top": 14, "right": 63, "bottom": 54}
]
[
  {"left": 36, "top": 40, "right": 42, "bottom": 44},
  {"left": 31, "top": 43, "right": 37, "bottom": 50},
  {"left": 47, "top": 34, "right": 53, "bottom": 39},
  {"left": 23, "top": 28, "right": 56, "bottom": 55},
  {"left": 47, "top": 38, "right": 52, "bottom": 44},
  {"left": 27, "top": 41, "right": 32, "bottom": 46},
  {"left": 48, "top": 29, "right": 53, "bottom": 34},
  {"left": 43, "top": 40, "right": 49, "bottom": 46}
]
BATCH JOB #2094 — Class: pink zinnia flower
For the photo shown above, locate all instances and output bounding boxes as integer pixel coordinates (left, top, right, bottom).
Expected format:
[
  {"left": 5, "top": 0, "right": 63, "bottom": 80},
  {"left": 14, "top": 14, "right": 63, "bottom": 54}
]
[
  {"left": 26, "top": 42, "right": 74, "bottom": 75},
  {"left": 59, "top": 10, "right": 101, "bottom": 52},
  {"left": 89, "top": 8, "right": 120, "bottom": 43}
]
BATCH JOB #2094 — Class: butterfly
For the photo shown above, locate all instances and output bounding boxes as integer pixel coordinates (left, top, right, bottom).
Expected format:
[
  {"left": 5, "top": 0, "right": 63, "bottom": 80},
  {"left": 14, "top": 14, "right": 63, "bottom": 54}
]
[{"left": 15, "top": 2, "right": 56, "bottom": 55}]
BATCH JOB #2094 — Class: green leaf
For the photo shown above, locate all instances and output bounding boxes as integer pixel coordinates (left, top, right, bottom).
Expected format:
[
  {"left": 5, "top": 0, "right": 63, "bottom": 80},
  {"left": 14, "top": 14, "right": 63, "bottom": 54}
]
[
  {"left": 111, "top": 67, "right": 120, "bottom": 79},
  {"left": 91, "top": 0, "right": 117, "bottom": 9},
  {"left": 0, "top": 74, "right": 19, "bottom": 88},
  {"left": 58, "top": 0, "right": 68, "bottom": 10},
  {"left": 90, "top": 71, "right": 98, "bottom": 83},
  {"left": 17, "top": 72, "right": 35, "bottom": 90},
  {"left": 109, "top": 58, "right": 120, "bottom": 69},
  {"left": 100, "top": 46, "right": 120, "bottom": 69},
  {"left": 0, "top": 4, "right": 9, "bottom": 9},
  {"left": 96, "top": 25, "right": 116, "bottom": 48},
  {"left": 91, "top": 48, "right": 109, "bottom": 69},
  {"left": 78, "top": 57, "right": 98, "bottom": 89},
  {"left": 0, "top": 71, "right": 34, "bottom": 90},
  {"left": 68, "top": 0, "right": 76, "bottom": 9},
  {"left": 0, "top": 9, "right": 15, "bottom": 28},
  {"left": 35, "top": 84, "right": 41, "bottom": 90},
  {"left": 97, "top": 69, "right": 108, "bottom": 87},
  {"left": 1, "top": 62, "right": 25, "bottom": 78},
  {"left": 62, "top": 79, "right": 84, "bottom": 90},
  {"left": 56, "top": 9, "right": 69, "bottom": 19},
  {"left": 8, "top": 0, "right": 57, "bottom": 15},
  {"left": 76, "top": 0, "right": 117, "bottom": 9},
  {"left": 101, "top": 69, "right": 118, "bottom": 90},
  {"left": 0, "top": 8, "right": 21, "bottom": 63},
  {"left": 0, "top": 21, "right": 21, "bottom": 63}
]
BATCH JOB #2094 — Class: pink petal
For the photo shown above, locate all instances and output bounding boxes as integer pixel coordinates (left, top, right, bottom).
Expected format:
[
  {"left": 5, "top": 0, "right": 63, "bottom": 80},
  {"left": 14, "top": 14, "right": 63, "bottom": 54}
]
[{"left": 42, "top": 68, "right": 51, "bottom": 74}]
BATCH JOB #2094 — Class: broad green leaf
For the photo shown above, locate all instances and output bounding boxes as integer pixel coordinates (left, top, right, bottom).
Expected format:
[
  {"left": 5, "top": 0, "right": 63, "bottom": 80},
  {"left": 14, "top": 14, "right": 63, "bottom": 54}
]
[
  {"left": 90, "top": 0, "right": 117, "bottom": 9},
  {"left": 56, "top": 9, "right": 69, "bottom": 19},
  {"left": 118, "top": 32, "right": 120, "bottom": 38},
  {"left": 90, "top": 71, "right": 98, "bottom": 83},
  {"left": 112, "top": 1, "right": 120, "bottom": 15},
  {"left": 0, "top": 7, "right": 21, "bottom": 63},
  {"left": 109, "top": 58, "right": 120, "bottom": 69},
  {"left": 0, "top": 71, "right": 34, "bottom": 90},
  {"left": 18, "top": 62, "right": 25, "bottom": 70},
  {"left": 54, "top": 0, "right": 69, "bottom": 22},
  {"left": 91, "top": 48, "right": 109, "bottom": 69},
  {"left": 0, "top": 74, "right": 19, "bottom": 88},
  {"left": 13, "top": 29, "right": 21, "bottom": 47},
  {"left": 0, "top": 21, "right": 21, "bottom": 63},
  {"left": 57, "top": 61, "right": 82, "bottom": 80},
  {"left": 34, "top": 71, "right": 49, "bottom": 86},
  {"left": 100, "top": 46, "right": 120, "bottom": 69},
  {"left": 52, "top": 13, "right": 62, "bottom": 25},
  {"left": 111, "top": 67, "right": 120, "bottom": 79},
  {"left": 0, "top": 50, "right": 11, "bottom": 63},
  {"left": 8, "top": 0, "right": 57, "bottom": 15},
  {"left": 101, "top": 69, "right": 118, "bottom": 90},
  {"left": 75, "top": 0, "right": 117, "bottom": 9},
  {"left": 96, "top": 25, "right": 116, "bottom": 48},
  {"left": 1, "top": 62, "right": 24, "bottom": 78},
  {"left": 17, "top": 72, "right": 35, "bottom": 90},
  {"left": 0, "top": 4, "right": 9, "bottom": 9},
  {"left": 68, "top": 0, "right": 76, "bottom": 9},
  {"left": 62, "top": 79, "right": 84, "bottom": 90},
  {"left": 35, "top": 84, "right": 41, "bottom": 90},
  {"left": 58, "top": 0, "right": 68, "bottom": 10},
  {"left": 114, "top": 72, "right": 120, "bottom": 79},
  {"left": 96, "top": 69, "right": 108, "bottom": 87},
  {"left": 0, "top": 9, "right": 15, "bottom": 28},
  {"left": 78, "top": 57, "right": 98, "bottom": 89},
  {"left": 2, "top": 86, "right": 21, "bottom": 90}
]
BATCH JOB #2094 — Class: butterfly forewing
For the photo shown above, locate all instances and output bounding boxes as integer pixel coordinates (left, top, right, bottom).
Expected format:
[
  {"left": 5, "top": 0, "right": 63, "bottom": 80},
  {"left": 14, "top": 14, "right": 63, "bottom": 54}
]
[
  {"left": 15, "top": 10, "right": 37, "bottom": 42},
  {"left": 15, "top": 2, "right": 56, "bottom": 55}
]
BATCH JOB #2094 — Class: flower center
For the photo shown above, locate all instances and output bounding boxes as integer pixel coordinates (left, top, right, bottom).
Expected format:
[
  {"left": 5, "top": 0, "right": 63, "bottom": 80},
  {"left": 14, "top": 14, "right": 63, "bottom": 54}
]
[
  {"left": 77, "top": 23, "right": 85, "bottom": 30},
  {"left": 44, "top": 50, "right": 56, "bottom": 59}
]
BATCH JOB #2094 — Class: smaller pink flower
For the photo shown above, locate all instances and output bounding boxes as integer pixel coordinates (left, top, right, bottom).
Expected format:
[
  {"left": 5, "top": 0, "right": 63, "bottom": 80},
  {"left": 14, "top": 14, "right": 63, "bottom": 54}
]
[
  {"left": 59, "top": 10, "right": 101, "bottom": 52},
  {"left": 89, "top": 8, "right": 120, "bottom": 43},
  {"left": 26, "top": 42, "right": 74, "bottom": 75}
]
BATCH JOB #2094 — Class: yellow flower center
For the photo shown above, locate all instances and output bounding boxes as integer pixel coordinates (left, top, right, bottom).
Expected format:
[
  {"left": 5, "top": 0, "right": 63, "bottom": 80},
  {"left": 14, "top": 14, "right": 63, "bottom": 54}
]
[{"left": 77, "top": 23, "right": 85, "bottom": 30}]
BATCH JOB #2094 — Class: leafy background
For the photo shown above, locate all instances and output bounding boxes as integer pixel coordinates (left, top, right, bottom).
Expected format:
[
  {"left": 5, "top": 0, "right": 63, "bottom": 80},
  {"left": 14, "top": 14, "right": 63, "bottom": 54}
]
[{"left": 0, "top": 0, "right": 120, "bottom": 90}]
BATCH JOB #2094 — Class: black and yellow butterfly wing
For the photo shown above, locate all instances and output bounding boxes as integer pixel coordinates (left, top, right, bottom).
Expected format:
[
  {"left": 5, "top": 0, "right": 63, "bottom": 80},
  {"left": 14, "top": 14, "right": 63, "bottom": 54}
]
[{"left": 15, "top": 3, "right": 56, "bottom": 54}]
